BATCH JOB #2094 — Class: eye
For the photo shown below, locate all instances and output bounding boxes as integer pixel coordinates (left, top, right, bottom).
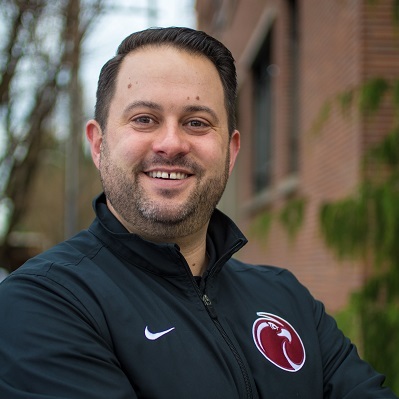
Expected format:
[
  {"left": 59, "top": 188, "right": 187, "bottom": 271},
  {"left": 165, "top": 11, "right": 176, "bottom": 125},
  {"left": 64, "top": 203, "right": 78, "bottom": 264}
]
[
  {"left": 188, "top": 119, "right": 208, "bottom": 127},
  {"left": 183, "top": 119, "right": 213, "bottom": 135},
  {"left": 132, "top": 116, "right": 154, "bottom": 124},
  {"left": 129, "top": 115, "right": 159, "bottom": 131}
]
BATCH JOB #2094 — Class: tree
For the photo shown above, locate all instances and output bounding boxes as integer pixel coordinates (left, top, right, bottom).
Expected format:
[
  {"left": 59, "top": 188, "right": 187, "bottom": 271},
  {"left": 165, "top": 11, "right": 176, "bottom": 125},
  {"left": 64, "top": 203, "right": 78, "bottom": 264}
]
[{"left": 0, "top": 0, "right": 104, "bottom": 270}]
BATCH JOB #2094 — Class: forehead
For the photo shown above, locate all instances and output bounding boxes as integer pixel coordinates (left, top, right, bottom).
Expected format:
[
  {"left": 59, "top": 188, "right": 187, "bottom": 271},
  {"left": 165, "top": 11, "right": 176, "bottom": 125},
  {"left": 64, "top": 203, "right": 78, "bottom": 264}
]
[
  {"left": 114, "top": 45, "right": 224, "bottom": 101},
  {"left": 105, "top": 45, "right": 229, "bottom": 129}
]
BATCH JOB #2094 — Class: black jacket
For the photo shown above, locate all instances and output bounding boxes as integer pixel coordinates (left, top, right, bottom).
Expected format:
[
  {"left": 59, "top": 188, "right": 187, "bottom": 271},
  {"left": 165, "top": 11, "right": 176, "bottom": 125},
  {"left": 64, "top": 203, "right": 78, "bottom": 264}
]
[{"left": 0, "top": 194, "right": 396, "bottom": 398}]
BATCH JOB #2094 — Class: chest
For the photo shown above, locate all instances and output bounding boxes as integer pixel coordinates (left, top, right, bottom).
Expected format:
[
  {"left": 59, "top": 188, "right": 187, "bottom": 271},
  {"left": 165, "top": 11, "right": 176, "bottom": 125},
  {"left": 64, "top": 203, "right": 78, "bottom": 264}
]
[{"left": 93, "top": 264, "right": 324, "bottom": 399}]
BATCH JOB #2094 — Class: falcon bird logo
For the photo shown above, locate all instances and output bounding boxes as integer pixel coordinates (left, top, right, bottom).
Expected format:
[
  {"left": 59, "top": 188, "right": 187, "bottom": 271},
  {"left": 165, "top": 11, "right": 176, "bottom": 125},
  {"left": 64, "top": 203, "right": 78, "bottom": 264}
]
[{"left": 252, "top": 312, "right": 306, "bottom": 372}]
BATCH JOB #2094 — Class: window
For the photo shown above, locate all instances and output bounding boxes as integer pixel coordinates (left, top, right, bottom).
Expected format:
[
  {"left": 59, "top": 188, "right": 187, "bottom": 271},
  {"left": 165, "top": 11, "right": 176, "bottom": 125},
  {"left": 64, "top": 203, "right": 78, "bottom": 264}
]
[{"left": 252, "top": 31, "right": 274, "bottom": 193}]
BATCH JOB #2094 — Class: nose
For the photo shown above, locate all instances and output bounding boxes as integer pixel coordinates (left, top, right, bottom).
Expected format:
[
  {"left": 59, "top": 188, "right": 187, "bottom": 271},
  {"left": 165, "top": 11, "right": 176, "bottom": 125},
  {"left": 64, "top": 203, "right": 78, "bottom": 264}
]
[{"left": 152, "top": 122, "right": 190, "bottom": 158}]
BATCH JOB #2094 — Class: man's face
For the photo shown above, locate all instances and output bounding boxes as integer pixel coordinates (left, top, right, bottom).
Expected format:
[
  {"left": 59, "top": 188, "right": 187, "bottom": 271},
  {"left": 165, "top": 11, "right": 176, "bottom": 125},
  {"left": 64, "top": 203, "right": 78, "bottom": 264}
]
[{"left": 87, "top": 45, "right": 240, "bottom": 241}]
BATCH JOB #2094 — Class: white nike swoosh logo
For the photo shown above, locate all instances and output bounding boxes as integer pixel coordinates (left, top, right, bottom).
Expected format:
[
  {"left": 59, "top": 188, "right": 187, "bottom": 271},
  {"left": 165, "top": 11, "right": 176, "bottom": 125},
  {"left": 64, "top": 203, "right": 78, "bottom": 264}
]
[{"left": 144, "top": 326, "right": 175, "bottom": 340}]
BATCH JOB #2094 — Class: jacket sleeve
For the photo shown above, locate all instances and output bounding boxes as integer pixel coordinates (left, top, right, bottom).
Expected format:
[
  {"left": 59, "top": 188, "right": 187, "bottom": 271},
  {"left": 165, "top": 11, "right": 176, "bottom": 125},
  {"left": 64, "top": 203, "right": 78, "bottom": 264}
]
[
  {"left": 0, "top": 271, "right": 137, "bottom": 399},
  {"left": 313, "top": 295, "right": 398, "bottom": 398}
]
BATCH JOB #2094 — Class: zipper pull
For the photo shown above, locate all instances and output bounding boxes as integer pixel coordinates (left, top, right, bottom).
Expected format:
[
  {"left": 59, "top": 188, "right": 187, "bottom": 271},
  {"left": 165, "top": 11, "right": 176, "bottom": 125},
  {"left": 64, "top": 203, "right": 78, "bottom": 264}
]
[{"left": 202, "top": 294, "right": 218, "bottom": 319}]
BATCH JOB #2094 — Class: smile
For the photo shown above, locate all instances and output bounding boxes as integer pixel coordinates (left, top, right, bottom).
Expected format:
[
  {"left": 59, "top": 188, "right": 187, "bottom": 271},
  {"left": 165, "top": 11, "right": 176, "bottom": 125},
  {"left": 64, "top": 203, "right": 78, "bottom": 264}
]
[{"left": 146, "top": 171, "right": 189, "bottom": 180}]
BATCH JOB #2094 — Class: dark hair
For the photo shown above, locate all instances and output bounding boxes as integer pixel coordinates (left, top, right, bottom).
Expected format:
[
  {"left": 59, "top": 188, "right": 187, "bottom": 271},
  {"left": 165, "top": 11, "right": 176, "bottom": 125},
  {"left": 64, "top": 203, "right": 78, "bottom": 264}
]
[{"left": 94, "top": 27, "right": 237, "bottom": 136}]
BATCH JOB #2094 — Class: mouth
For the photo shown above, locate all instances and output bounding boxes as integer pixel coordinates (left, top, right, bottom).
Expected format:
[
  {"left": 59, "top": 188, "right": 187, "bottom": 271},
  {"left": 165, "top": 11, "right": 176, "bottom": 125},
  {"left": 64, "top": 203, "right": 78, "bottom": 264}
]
[{"left": 146, "top": 171, "right": 191, "bottom": 180}]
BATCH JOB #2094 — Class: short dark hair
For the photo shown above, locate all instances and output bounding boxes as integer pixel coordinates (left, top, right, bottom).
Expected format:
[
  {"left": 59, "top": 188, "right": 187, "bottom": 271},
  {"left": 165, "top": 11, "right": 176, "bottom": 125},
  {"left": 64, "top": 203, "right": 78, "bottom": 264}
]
[{"left": 94, "top": 27, "right": 237, "bottom": 136}]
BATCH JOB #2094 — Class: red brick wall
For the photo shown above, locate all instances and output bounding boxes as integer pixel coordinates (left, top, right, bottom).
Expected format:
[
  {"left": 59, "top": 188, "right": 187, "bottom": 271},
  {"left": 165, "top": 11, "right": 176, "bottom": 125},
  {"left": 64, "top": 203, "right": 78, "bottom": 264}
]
[
  {"left": 362, "top": 1, "right": 399, "bottom": 154},
  {"left": 196, "top": 0, "right": 399, "bottom": 313}
]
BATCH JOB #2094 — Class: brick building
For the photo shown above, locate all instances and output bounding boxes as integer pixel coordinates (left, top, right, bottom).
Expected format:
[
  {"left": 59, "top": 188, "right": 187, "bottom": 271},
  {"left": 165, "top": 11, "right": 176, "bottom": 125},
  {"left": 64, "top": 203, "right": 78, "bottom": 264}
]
[{"left": 195, "top": 0, "right": 399, "bottom": 313}]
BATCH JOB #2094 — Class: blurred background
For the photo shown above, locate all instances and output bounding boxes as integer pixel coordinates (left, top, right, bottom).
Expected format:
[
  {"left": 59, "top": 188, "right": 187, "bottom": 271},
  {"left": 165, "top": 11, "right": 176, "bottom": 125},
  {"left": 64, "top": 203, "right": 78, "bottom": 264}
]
[{"left": 1, "top": 0, "right": 398, "bottom": 393}]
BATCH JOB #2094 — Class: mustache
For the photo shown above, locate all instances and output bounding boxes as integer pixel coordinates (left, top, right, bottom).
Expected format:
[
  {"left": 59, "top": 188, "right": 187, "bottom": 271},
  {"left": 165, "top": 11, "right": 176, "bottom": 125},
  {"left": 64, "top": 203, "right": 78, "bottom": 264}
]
[{"left": 139, "top": 154, "right": 204, "bottom": 175}]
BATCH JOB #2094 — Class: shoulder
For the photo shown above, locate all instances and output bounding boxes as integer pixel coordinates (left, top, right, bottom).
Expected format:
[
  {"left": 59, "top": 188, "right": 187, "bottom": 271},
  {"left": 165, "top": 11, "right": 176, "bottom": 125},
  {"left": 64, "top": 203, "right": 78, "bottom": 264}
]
[
  {"left": 221, "top": 258, "right": 314, "bottom": 305},
  {"left": 0, "top": 228, "right": 108, "bottom": 312},
  {"left": 225, "top": 258, "right": 303, "bottom": 286},
  {"left": 9, "top": 228, "right": 103, "bottom": 276},
  {"left": 226, "top": 258, "right": 285, "bottom": 274},
  {"left": 0, "top": 228, "right": 112, "bottom": 336}
]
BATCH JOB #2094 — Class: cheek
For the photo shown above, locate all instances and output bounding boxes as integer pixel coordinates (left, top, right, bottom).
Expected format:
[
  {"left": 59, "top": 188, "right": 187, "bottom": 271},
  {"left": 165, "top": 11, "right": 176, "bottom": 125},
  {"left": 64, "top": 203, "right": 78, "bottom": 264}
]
[
  {"left": 111, "top": 137, "right": 147, "bottom": 164},
  {"left": 195, "top": 134, "right": 228, "bottom": 158},
  {"left": 201, "top": 147, "right": 229, "bottom": 174}
]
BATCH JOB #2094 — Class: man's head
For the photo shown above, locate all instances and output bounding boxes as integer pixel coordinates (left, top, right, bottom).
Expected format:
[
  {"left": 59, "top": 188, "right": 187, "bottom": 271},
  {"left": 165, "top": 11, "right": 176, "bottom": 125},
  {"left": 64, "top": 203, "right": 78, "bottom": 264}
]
[
  {"left": 86, "top": 27, "right": 240, "bottom": 243},
  {"left": 94, "top": 27, "right": 237, "bottom": 136}
]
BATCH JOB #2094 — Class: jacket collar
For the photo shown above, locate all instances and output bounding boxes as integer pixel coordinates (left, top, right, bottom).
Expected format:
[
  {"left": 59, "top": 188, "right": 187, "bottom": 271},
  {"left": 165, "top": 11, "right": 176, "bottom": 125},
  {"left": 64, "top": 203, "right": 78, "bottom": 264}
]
[{"left": 88, "top": 193, "right": 247, "bottom": 278}]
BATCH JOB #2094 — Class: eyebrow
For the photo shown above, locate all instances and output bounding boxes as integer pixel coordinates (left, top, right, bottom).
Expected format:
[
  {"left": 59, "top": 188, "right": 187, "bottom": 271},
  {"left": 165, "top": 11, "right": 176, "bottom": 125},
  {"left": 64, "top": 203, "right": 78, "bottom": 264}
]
[
  {"left": 182, "top": 105, "right": 220, "bottom": 125},
  {"left": 122, "top": 100, "right": 163, "bottom": 118}
]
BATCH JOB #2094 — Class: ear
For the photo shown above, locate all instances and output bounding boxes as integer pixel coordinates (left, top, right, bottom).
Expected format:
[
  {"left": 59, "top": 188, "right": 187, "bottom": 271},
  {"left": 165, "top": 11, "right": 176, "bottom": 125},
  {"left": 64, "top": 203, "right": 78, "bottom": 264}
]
[
  {"left": 86, "top": 119, "right": 103, "bottom": 169},
  {"left": 228, "top": 130, "right": 240, "bottom": 175}
]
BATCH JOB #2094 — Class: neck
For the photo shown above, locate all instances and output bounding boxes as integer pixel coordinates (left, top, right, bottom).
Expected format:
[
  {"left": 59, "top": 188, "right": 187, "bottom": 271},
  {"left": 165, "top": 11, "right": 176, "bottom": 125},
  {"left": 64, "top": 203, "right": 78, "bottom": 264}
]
[
  {"left": 174, "top": 227, "right": 209, "bottom": 276},
  {"left": 107, "top": 200, "right": 210, "bottom": 276}
]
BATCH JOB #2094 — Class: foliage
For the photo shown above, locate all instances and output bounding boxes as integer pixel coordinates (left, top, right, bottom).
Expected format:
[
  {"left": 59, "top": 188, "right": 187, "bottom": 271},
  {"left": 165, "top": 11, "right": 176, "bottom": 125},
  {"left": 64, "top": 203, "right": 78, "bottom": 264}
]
[
  {"left": 279, "top": 197, "right": 306, "bottom": 241},
  {"left": 335, "top": 271, "right": 399, "bottom": 393},
  {"left": 319, "top": 194, "right": 368, "bottom": 259},
  {"left": 249, "top": 209, "right": 273, "bottom": 241},
  {"left": 366, "top": 0, "right": 399, "bottom": 24},
  {"left": 319, "top": 111, "right": 399, "bottom": 393},
  {"left": 316, "top": 5, "right": 399, "bottom": 386},
  {"left": 337, "top": 89, "right": 355, "bottom": 117},
  {"left": 310, "top": 78, "right": 399, "bottom": 136},
  {"left": 367, "top": 125, "right": 399, "bottom": 166},
  {"left": 359, "top": 78, "right": 390, "bottom": 115},
  {"left": 309, "top": 101, "right": 331, "bottom": 136},
  {"left": 250, "top": 197, "right": 306, "bottom": 243}
]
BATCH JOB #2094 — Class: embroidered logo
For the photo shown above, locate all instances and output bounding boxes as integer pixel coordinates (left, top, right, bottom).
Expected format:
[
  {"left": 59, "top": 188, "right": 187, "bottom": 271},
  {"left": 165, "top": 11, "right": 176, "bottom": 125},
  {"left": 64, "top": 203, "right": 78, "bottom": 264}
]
[
  {"left": 252, "top": 312, "right": 306, "bottom": 372},
  {"left": 144, "top": 326, "right": 175, "bottom": 340}
]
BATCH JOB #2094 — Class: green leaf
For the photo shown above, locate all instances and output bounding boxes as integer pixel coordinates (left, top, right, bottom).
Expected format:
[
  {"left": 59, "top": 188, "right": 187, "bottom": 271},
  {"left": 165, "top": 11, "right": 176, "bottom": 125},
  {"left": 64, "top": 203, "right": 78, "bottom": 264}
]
[
  {"left": 337, "top": 89, "right": 354, "bottom": 117},
  {"left": 359, "top": 78, "right": 389, "bottom": 114},
  {"left": 249, "top": 210, "right": 273, "bottom": 241},
  {"left": 309, "top": 100, "right": 331, "bottom": 135},
  {"left": 279, "top": 198, "right": 306, "bottom": 241}
]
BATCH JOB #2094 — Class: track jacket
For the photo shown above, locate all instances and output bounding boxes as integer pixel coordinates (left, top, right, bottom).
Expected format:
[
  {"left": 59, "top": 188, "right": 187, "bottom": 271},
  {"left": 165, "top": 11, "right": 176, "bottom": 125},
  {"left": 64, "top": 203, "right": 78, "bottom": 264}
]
[{"left": 0, "top": 193, "right": 397, "bottom": 398}]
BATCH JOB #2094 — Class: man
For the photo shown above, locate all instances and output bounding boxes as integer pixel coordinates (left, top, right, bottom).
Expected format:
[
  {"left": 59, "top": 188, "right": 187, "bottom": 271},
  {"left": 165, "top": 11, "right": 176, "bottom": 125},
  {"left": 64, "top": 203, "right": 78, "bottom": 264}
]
[{"left": 0, "top": 27, "right": 396, "bottom": 398}]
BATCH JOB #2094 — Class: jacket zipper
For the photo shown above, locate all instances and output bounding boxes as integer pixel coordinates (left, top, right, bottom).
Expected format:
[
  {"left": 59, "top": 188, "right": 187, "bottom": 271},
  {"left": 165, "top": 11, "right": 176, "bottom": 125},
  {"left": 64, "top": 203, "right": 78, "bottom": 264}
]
[
  {"left": 179, "top": 240, "right": 253, "bottom": 399},
  {"left": 202, "top": 293, "right": 253, "bottom": 399},
  {"left": 201, "top": 241, "right": 254, "bottom": 398}
]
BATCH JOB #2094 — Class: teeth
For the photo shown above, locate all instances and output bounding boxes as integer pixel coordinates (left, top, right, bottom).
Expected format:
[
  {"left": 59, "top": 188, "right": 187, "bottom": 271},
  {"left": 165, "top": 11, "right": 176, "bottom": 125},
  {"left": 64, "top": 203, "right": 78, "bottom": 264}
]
[{"left": 148, "top": 171, "right": 188, "bottom": 180}]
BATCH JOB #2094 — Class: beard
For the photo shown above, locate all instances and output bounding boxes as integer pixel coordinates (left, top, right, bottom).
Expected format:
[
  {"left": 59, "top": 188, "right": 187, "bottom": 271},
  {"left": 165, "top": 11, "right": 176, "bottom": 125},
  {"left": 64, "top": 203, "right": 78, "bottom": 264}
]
[{"left": 99, "top": 142, "right": 230, "bottom": 241}]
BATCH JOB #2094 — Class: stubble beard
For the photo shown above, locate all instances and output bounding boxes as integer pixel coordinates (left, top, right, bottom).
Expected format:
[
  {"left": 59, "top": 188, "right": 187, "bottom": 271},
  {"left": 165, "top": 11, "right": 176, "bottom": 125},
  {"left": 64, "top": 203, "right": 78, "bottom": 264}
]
[{"left": 99, "top": 144, "right": 230, "bottom": 241}]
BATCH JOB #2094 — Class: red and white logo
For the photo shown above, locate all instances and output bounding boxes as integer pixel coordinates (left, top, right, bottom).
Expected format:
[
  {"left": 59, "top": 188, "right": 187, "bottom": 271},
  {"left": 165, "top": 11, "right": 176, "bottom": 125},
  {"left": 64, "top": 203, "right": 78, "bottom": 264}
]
[{"left": 252, "top": 312, "right": 306, "bottom": 372}]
